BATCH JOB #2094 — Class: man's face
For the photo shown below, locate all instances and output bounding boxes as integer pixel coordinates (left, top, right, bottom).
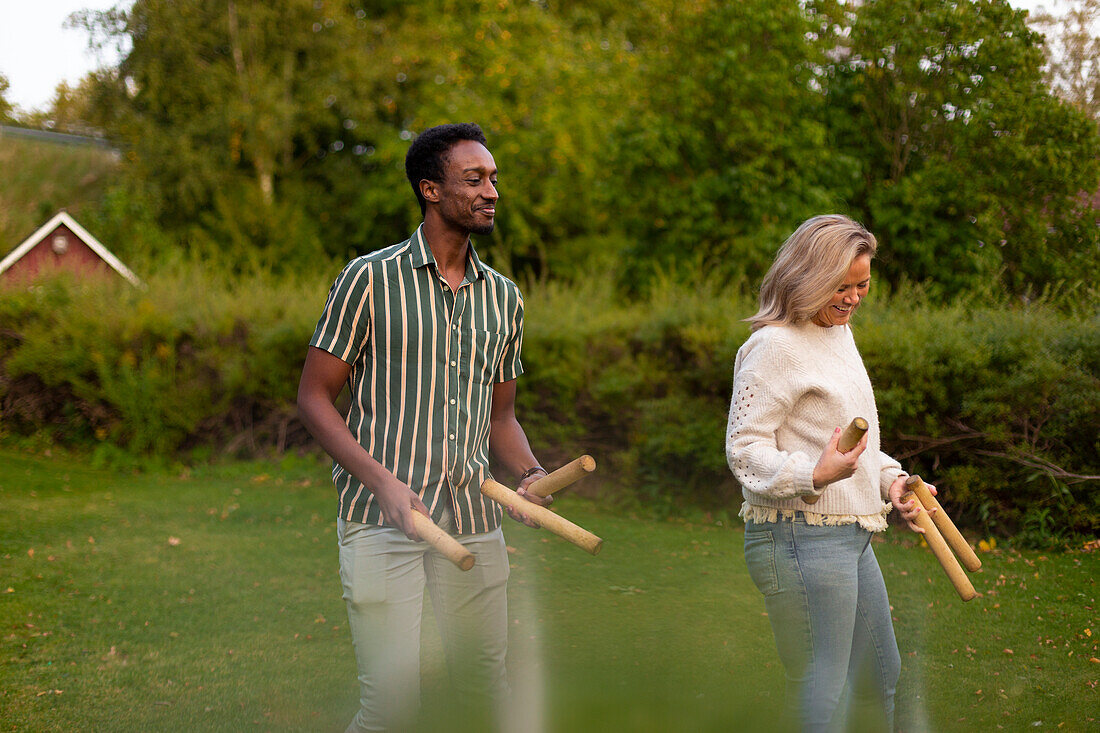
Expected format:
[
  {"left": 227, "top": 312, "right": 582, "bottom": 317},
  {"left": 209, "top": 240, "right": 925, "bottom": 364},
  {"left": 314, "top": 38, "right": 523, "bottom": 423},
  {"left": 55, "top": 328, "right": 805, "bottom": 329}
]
[{"left": 432, "top": 140, "right": 498, "bottom": 236}]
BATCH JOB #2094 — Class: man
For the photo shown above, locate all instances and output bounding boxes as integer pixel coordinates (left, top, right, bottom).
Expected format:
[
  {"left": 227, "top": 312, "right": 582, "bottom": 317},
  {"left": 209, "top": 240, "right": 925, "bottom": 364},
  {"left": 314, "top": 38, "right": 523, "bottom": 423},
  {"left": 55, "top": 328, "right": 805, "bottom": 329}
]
[{"left": 297, "top": 123, "right": 550, "bottom": 732}]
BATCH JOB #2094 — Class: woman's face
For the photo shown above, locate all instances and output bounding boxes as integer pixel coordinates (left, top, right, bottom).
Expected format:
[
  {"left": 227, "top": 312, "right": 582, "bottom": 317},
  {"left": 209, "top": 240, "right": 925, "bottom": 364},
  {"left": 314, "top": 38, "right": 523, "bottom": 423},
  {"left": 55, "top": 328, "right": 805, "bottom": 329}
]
[{"left": 812, "top": 254, "right": 871, "bottom": 327}]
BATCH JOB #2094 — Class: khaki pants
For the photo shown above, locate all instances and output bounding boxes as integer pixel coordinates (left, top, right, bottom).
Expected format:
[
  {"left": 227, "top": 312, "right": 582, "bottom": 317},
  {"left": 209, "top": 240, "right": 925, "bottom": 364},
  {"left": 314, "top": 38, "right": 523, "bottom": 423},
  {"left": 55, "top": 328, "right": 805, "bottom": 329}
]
[{"left": 338, "top": 503, "right": 510, "bottom": 732}]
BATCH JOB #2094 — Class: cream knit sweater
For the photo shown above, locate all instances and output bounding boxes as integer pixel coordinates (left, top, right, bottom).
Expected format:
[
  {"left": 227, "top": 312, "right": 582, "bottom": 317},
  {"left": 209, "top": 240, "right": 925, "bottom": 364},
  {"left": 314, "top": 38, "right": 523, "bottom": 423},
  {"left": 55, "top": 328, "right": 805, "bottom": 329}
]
[{"left": 725, "top": 320, "right": 904, "bottom": 532}]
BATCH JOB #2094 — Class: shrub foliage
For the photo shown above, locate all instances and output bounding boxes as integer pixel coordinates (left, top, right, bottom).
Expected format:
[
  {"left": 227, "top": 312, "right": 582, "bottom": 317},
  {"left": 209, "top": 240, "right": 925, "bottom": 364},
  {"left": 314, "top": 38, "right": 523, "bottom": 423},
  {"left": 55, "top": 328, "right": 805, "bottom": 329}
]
[{"left": 0, "top": 273, "right": 1096, "bottom": 544}]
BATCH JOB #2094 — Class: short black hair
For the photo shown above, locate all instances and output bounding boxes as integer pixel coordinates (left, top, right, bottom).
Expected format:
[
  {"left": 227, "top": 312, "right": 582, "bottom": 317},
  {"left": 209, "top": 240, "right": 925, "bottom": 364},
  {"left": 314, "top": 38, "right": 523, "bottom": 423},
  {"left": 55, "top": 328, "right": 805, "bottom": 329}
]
[{"left": 405, "top": 123, "right": 489, "bottom": 214}]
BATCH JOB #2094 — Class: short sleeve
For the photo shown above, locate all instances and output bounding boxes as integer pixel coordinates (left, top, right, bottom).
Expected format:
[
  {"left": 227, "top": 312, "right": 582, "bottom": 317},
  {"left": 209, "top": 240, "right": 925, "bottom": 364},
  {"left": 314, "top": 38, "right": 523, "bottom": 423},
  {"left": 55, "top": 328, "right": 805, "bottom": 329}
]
[
  {"left": 495, "top": 289, "right": 524, "bottom": 383},
  {"left": 309, "top": 259, "right": 372, "bottom": 363}
]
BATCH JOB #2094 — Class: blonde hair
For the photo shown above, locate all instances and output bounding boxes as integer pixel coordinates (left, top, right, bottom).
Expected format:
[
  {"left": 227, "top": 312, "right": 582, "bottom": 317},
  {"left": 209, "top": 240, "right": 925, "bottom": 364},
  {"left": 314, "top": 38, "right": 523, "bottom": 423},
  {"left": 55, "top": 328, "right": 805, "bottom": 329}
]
[{"left": 747, "top": 215, "right": 877, "bottom": 331}]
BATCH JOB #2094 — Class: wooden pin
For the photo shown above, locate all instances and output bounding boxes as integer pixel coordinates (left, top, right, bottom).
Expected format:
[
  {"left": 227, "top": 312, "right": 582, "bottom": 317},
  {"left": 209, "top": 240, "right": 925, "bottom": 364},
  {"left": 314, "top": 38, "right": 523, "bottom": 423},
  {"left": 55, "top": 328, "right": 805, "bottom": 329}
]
[
  {"left": 481, "top": 478, "right": 603, "bottom": 555},
  {"left": 410, "top": 511, "right": 475, "bottom": 570},
  {"left": 906, "top": 475, "right": 981, "bottom": 572},
  {"left": 803, "top": 417, "right": 869, "bottom": 505},
  {"left": 903, "top": 491, "right": 977, "bottom": 602},
  {"left": 526, "top": 455, "right": 596, "bottom": 499}
]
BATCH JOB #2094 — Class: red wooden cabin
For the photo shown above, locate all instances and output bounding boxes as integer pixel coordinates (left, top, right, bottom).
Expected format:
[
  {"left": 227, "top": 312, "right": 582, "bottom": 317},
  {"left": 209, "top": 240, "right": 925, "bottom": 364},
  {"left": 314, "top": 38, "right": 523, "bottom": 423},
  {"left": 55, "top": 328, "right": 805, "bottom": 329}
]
[{"left": 0, "top": 211, "right": 142, "bottom": 288}]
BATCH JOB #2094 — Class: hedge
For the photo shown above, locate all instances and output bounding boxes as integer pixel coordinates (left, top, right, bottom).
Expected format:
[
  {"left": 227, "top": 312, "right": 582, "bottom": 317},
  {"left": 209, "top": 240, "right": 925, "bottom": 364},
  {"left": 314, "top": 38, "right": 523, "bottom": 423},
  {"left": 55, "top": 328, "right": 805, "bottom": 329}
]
[{"left": 1, "top": 270, "right": 1096, "bottom": 546}]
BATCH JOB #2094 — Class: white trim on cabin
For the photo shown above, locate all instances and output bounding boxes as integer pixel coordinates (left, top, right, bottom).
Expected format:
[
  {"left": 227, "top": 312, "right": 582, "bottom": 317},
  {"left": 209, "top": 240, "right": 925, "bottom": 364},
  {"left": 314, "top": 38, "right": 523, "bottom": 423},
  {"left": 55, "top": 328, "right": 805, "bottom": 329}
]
[{"left": 0, "top": 210, "right": 144, "bottom": 288}]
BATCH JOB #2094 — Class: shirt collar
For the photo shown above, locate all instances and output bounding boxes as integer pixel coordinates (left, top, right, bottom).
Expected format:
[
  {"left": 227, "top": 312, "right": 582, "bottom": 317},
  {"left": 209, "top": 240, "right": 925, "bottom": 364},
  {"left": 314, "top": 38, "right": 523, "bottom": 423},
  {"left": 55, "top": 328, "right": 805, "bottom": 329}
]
[{"left": 409, "top": 224, "right": 486, "bottom": 283}]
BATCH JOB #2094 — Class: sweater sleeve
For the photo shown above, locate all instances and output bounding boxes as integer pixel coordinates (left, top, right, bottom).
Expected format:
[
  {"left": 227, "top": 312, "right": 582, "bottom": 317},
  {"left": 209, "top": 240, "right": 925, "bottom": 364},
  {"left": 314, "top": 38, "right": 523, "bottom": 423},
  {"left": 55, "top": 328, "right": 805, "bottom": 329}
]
[
  {"left": 726, "top": 360, "right": 818, "bottom": 500},
  {"left": 878, "top": 451, "right": 906, "bottom": 501}
]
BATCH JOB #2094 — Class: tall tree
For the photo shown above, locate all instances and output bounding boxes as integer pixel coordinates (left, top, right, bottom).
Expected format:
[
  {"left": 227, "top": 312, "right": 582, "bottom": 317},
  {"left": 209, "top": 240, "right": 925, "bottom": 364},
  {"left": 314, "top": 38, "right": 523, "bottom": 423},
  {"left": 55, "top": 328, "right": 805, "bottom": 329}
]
[
  {"left": 341, "top": 0, "right": 634, "bottom": 276},
  {"left": 20, "top": 75, "right": 108, "bottom": 137},
  {"left": 0, "top": 74, "right": 13, "bottom": 122},
  {"left": 606, "top": 0, "right": 856, "bottom": 285},
  {"left": 1029, "top": 0, "right": 1100, "bottom": 123},
  {"left": 74, "top": 0, "right": 365, "bottom": 266},
  {"left": 812, "top": 0, "right": 1100, "bottom": 294},
  {"left": 69, "top": 0, "right": 633, "bottom": 274}
]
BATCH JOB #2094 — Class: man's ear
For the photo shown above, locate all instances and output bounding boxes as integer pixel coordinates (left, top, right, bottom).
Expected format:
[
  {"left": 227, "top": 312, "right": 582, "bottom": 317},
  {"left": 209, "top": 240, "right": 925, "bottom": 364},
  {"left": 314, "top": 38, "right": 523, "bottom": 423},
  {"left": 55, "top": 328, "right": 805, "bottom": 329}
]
[{"left": 420, "top": 179, "right": 439, "bottom": 205}]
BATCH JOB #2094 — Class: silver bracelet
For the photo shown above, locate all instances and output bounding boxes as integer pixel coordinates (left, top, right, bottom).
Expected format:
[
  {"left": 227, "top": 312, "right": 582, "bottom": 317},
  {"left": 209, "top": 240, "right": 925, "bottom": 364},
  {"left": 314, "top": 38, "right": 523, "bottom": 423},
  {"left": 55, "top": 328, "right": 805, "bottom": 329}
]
[{"left": 519, "top": 466, "right": 547, "bottom": 481}]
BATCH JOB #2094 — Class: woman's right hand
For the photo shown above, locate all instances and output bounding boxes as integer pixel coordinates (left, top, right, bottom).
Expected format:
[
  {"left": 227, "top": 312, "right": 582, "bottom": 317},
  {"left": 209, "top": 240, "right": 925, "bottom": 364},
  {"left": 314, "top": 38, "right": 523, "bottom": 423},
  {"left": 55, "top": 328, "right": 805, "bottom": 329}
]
[{"left": 812, "top": 427, "right": 867, "bottom": 488}]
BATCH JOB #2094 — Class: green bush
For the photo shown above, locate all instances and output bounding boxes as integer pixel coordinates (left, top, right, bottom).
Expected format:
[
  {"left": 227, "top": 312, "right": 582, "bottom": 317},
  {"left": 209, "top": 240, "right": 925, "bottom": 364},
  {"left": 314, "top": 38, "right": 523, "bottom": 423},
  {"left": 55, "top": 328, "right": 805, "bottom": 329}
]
[
  {"left": 858, "top": 301, "right": 1100, "bottom": 546},
  {"left": 0, "top": 267, "right": 322, "bottom": 465},
  {"left": 1, "top": 270, "right": 1096, "bottom": 545}
]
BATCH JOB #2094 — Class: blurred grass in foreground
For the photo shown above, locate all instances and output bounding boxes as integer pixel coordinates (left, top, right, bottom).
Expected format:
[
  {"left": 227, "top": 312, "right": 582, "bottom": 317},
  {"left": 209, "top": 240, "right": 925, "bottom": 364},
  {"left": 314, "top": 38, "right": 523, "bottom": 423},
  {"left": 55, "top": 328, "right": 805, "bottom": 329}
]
[{"left": 1, "top": 449, "right": 1096, "bottom": 732}]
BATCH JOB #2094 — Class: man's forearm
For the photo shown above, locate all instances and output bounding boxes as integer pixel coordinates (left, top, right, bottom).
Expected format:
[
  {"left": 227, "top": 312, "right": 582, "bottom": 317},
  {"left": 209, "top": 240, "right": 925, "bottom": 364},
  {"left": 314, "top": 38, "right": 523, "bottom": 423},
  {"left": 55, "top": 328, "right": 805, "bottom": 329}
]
[
  {"left": 298, "top": 395, "right": 401, "bottom": 495},
  {"left": 489, "top": 416, "right": 540, "bottom": 477}
]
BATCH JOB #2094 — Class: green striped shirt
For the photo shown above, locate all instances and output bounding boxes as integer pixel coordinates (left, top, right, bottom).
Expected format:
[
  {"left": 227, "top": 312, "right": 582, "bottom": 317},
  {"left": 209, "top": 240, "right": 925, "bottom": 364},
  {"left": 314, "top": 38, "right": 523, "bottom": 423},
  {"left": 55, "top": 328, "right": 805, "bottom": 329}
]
[{"left": 309, "top": 226, "right": 524, "bottom": 534}]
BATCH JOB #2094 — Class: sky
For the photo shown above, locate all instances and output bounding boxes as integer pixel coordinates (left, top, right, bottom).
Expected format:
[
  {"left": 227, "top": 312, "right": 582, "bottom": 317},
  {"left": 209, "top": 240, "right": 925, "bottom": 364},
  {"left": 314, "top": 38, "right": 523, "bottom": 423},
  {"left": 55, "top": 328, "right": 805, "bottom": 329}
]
[
  {"left": 0, "top": 1, "right": 133, "bottom": 113},
  {"left": 0, "top": 0, "right": 1061, "bottom": 114}
]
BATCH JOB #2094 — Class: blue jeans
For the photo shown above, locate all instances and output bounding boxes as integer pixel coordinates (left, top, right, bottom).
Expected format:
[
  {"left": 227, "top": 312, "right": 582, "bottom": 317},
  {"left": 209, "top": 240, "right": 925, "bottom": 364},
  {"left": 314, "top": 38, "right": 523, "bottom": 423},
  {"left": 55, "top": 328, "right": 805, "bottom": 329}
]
[{"left": 744, "top": 515, "right": 900, "bottom": 732}]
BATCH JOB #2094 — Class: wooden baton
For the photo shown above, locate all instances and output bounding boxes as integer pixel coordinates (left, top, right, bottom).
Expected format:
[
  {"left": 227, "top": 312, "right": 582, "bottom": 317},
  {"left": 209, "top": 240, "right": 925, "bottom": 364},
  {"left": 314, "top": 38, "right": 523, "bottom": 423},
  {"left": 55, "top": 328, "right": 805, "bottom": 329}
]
[
  {"left": 903, "top": 491, "right": 977, "bottom": 602},
  {"left": 481, "top": 478, "right": 603, "bottom": 556},
  {"left": 410, "top": 511, "right": 475, "bottom": 571},
  {"left": 526, "top": 455, "right": 596, "bottom": 499},
  {"left": 803, "top": 417, "right": 869, "bottom": 505},
  {"left": 906, "top": 475, "right": 981, "bottom": 572}
]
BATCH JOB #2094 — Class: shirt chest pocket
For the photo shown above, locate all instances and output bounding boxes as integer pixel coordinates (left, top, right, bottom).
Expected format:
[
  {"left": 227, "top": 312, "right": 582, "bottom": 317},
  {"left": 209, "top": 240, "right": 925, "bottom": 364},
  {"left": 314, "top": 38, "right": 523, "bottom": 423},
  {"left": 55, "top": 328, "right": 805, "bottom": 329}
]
[{"left": 466, "top": 328, "right": 508, "bottom": 384}]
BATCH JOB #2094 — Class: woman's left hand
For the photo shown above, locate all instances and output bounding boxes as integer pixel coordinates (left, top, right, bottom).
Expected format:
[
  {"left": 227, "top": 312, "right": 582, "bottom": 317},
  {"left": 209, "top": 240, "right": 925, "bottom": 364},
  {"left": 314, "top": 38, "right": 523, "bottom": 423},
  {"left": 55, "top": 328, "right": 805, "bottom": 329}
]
[{"left": 889, "top": 475, "right": 937, "bottom": 533}]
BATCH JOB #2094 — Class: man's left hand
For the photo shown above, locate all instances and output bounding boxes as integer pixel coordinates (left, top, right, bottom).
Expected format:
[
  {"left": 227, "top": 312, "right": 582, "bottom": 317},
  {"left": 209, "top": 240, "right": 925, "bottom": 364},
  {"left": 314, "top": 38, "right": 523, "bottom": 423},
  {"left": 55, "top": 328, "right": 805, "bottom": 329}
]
[{"left": 508, "top": 470, "right": 553, "bottom": 528}]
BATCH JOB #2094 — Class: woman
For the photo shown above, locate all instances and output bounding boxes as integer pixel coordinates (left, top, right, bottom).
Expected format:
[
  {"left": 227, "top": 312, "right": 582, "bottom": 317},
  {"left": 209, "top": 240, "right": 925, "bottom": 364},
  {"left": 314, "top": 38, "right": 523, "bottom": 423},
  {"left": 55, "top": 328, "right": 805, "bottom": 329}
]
[{"left": 726, "top": 214, "right": 932, "bottom": 732}]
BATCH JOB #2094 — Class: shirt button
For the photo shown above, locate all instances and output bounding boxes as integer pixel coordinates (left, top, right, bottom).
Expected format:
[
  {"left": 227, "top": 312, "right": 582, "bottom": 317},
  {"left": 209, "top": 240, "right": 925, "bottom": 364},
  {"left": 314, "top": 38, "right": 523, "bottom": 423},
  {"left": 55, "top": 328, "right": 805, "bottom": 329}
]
[
  {"left": 450, "top": 399, "right": 456, "bottom": 405},
  {"left": 450, "top": 360, "right": 456, "bottom": 366},
  {"left": 452, "top": 324, "right": 458, "bottom": 330},
  {"left": 449, "top": 434, "right": 455, "bottom": 440}
]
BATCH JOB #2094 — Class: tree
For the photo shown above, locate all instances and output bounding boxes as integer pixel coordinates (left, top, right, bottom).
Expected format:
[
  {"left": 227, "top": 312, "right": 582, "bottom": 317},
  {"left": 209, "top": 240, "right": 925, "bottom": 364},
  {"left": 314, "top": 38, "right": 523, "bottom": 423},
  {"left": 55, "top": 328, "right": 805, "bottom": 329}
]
[
  {"left": 18, "top": 74, "right": 109, "bottom": 137},
  {"left": 1029, "top": 0, "right": 1100, "bottom": 123},
  {"left": 812, "top": 0, "right": 1100, "bottom": 295},
  {"left": 342, "top": 1, "right": 635, "bottom": 277},
  {"left": 605, "top": 0, "right": 857, "bottom": 286},
  {"left": 67, "top": 0, "right": 634, "bottom": 275},
  {"left": 0, "top": 73, "right": 13, "bottom": 122},
  {"left": 61, "top": 0, "right": 1098, "bottom": 292}
]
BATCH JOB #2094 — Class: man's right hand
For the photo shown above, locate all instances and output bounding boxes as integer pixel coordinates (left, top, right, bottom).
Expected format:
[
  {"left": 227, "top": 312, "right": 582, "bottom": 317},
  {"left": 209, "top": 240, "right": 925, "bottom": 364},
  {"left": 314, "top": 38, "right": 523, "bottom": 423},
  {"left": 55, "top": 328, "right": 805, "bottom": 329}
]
[{"left": 374, "top": 480, "right": 431, "bottom": 541}]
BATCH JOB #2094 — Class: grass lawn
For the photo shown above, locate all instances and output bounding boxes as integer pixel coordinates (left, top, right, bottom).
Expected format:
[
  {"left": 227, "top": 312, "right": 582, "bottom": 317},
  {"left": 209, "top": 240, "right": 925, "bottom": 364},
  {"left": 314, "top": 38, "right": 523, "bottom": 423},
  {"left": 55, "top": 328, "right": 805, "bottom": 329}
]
[{"left": 1, "top": 449, "right": 1096, "bottom": 732}]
